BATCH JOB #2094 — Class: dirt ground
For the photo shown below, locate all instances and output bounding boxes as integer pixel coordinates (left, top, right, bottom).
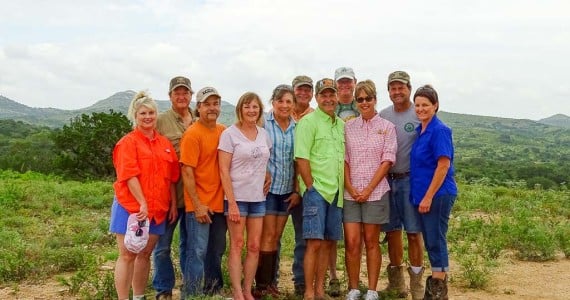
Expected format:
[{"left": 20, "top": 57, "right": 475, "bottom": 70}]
[{"left": 1, "top": 255, "right": 568, "bottom": 299}]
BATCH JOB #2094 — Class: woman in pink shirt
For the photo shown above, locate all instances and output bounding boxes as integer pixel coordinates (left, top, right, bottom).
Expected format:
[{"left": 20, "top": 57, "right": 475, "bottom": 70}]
[{"left": 343, "top": 80, "right": 398, "bottom": 300}]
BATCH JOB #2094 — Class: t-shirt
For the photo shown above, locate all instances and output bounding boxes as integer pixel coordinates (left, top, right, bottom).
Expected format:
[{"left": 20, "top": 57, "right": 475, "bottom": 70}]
[
  {"left": 179, "top": 121, "right": 226, "bottom": 213},
  {"left": 113, "top": 129, "right": 180, "bottom": 224},
  {"left": 410, "top": 115, "right": 457, "bottom": 205},
  {"left": 218, "top": 125, "right": 272, "bottom": 202},
  {"left": 336, "top": 101, "right": 359, "bottom": 122},
  {"left": 294, "top": 108, "right": 345, "bottom": 207},
  {"left": 344, "top": 114, "right": 397, "bottom": 201},
  {"left": 379, "top": 104, "right": 419, "bottom": 173}
]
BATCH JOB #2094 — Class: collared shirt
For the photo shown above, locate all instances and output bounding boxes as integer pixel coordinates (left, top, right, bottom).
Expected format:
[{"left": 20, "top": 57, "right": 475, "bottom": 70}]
[
  {"left": 294, "top": 107, "right": 345, "bottom": 207},
  {"left": 264, "top": 112, "right": 296, "bottom": 195},
  {"left": 410, "top": 115, "right": 457, "bottom": 205},
  {"left": 291, "top": 106, "right": 314, "bottom": 122},
  {"left": 113, "top": 129, "right": 180, "bottom": 224},
  {"left": 344, "top": 114, "right": 397, "bottom": 201},
  {"left": 157, "top": 108, "right": 193, "bottom": 156},
  {"left": 157, "top": 108, "right": 193, "bottom": 208}
]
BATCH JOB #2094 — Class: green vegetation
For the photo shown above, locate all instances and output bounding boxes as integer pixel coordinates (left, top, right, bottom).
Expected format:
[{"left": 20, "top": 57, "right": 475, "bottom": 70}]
[{"left": 1, "top": 171, "right": 568, "bottom": 299}]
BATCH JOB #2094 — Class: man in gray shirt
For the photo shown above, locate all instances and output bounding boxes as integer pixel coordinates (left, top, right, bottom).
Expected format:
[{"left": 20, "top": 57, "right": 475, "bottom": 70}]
[{"left": 379, "top": 71, "right": 425, "bottom": 300}]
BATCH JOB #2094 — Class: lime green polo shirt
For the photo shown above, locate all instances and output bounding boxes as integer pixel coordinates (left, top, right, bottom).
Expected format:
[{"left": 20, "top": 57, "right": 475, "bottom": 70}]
[{"left": 294, "top": 107, "right": 345, "bottom": 207}]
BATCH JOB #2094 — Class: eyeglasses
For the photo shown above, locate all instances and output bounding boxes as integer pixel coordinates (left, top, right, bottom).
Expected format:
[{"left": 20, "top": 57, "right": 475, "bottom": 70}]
[
  {"left": 355, "top": 96, "right": 375, "bottom": 103},
  {"left": 135, "top": 220, "right": 146, "bottom": 237}
]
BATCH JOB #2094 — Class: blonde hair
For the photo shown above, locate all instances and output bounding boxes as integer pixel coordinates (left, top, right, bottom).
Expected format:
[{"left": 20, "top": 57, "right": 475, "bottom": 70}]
[
  {"left": 127, "top": 90, "right": 158, "bottom": 125},
  {"left": 235, "top": 92, "right": 264, "bottom": 126},
  {"left": 355, "top": 79, "right": 377, "bottom": 98}
]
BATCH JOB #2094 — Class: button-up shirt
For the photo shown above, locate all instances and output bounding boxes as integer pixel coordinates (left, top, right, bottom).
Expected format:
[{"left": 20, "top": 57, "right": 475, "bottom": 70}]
[
  {"left": 264, "top": 112, "right": 296, "bottom": 195},
  {"left": 295, "top": 108, "right": 345, "bottom": 207},
  {"left": 344, "top": 114, "right": 397, "bottom": 201}
]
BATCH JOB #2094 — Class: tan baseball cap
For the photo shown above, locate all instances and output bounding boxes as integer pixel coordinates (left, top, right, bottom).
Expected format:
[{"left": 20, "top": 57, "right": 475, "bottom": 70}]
[
  {"left": 196, "top": 87, "right": 221, "bottom": 103},
  {"left": 292, "top": 75, "right": 313, "bottom": 89},
  {"left": 387, "top": 71, "right": 410, "bottom": 86}
]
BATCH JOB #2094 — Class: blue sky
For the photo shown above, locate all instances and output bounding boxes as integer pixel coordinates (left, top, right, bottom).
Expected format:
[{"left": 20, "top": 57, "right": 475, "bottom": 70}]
[{"left": 1, "top": 0, "right": 569, "bottom": 120}]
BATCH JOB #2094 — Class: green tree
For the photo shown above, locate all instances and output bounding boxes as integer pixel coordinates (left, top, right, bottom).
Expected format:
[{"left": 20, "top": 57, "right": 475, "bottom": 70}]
[{"left": 51, "top": 110, "right": 132, "bottom": 180}]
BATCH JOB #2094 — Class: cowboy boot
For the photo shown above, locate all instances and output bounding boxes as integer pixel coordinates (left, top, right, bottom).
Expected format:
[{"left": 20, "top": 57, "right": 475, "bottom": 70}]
[
  {"left": 384, "top": 265, "right": 408, "bottom": 297},
  {"left": 407, "top": 266, "right": 425, "bottom": 300},
  {"left": 424, "top": 275, "right": 448, "bottom": 300}
]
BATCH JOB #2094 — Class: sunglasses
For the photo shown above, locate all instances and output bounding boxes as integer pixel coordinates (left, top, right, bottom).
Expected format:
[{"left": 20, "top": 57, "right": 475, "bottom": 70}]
[
  {"left": 135, "top": 220, "right": 146, "bottom": 237},
  {"left": 355, "top": 96, "right": 375, "bottom": 103}
]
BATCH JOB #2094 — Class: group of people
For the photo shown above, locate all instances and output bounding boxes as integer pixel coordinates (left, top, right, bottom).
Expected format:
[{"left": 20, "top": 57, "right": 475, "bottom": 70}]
[{"left": 108, "top": 68, "right": 458, "bottom": 300}]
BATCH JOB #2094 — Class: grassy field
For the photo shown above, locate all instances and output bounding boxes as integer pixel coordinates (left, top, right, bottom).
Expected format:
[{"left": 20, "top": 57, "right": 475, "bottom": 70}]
[{"left": 0, "top": 170, "right": 568, "bottom": 299}]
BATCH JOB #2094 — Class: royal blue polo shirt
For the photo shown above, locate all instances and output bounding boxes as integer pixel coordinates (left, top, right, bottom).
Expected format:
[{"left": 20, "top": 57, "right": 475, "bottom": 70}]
[{"left": 410, "top": 115, "right": 457, "bottom": 205}]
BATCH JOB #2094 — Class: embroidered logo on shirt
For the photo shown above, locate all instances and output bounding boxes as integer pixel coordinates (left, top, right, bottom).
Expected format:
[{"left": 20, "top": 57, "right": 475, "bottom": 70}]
[{"left": 404, "top": 122, "right": 415, "bottom": 132}]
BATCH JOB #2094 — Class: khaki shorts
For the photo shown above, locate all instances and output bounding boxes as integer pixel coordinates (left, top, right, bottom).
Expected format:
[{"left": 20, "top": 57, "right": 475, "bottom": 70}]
[{"left": 343, "top": 192, "right": 390, "bottom": 225}]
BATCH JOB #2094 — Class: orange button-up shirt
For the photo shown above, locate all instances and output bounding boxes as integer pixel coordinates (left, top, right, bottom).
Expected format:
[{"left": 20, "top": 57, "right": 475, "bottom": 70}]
[{"left": 113, "top": 129, "right": 180, "bottom": 224}]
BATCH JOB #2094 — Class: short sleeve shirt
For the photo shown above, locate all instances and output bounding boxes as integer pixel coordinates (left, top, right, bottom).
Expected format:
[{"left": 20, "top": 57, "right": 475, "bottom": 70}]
[
  {"left": 264, "top": 112, "right": 296, "bottom": 195},
  {"left": 294, "top": 108, "right": 345, "bottom": 207},
  {"left": 113, "top": 129, "right": 180, "bottom": 224},
  {"left": 379, "top": 104, "right": 420, "bottom": 173},
  {"left": 179, "top": 122, "right": 226, "bottom": 213},
  {"left": 344, "top": 114, "right": 397, "bottom": 201},
  {"left": 218, "top": 125, "right": 272, "bottom": 202},
  {"left": 410, "top": 115, "right": 457, "bottom": 205}
]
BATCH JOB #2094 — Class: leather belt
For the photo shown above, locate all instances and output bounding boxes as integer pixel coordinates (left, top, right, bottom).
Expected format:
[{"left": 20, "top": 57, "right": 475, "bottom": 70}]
[{"left": 388, "top": 172, "right": 410, "bottom": 180}]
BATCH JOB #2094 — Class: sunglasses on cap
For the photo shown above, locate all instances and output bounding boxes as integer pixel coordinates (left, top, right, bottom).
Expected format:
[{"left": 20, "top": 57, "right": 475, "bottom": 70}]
[{"left": 135, "top": 220, "right": 146, "bottom": 237}]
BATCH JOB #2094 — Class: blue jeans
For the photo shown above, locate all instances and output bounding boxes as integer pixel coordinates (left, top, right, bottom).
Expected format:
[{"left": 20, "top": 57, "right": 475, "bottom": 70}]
[
  {"left": 182, "top": 212, "right": 227, "bottom": 297},
  {"left": 419, "top": 194, "right": 456, "bottom": 272},
  {"left": 204, "top": 213, "right": 227, "bottom": 295},
  {"left": 152, "top": 208, "right": 187, "bottom": 296},
  {"left": 290, "top": 200, "right": 306, "bottom": 287},
  {"left": 382, "top": 177, "right": 422, "bottom": 233}
]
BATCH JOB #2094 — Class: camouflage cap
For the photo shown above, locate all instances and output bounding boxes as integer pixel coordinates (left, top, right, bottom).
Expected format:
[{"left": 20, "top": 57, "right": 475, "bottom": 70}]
[
  {"left": 315, "top": 78, "right": 337, "bottom": 96},
  {"left": 169, "top": 76, "right": 193, "bottom": 93},
  {"left": 196, "top": 87, "right": 221, "bottom": 103},
  {"left": 387, "top": 71, "right": 410, "bottom": 87},
  {"left": 334, "top": 67, "right": 356, "bottom": 81},
  {"left": 292, "top": 75, "right": 313, "bottom": 89}
]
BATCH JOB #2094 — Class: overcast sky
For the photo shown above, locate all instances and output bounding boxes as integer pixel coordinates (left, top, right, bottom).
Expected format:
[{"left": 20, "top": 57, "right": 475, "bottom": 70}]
[{"left": 1, "top": 0, "right": 569, "bottom": 120}]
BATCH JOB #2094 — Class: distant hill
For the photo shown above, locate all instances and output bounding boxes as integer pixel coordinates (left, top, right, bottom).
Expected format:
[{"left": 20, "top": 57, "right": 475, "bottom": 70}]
[
  {"left": 0, "top": 92, "right": 236, "bottom": 127},
  {"left": 538, "top": 114, "right": 570, "bottom": 128}
]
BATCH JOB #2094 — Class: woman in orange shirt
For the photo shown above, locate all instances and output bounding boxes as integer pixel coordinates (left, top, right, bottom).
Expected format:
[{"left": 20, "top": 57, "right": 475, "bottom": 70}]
[{"left": 109, "top": 91, "right": 180, "bottom": 300}]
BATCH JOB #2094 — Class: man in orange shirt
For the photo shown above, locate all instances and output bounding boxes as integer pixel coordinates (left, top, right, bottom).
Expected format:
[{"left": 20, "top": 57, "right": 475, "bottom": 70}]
[{"left": 179, "top": 87, "right": 227, "bottom": 298}]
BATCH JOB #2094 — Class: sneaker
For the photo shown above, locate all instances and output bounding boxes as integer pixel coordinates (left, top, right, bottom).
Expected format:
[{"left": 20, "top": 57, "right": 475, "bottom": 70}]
[
  {"left": 364, "top": 290, "right": 379, "bottom": 300},
  {"left": 345, "top": 289, "right": 361, "bottom": 300},
  {"left": 328, "top": 279, "right": 341, "bottom": 297}
]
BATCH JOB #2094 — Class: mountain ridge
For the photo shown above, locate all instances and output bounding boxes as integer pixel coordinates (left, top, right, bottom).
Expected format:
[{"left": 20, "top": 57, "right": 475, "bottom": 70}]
[{"left": 1, "top": 93, "right": 568, "bottom": 128}]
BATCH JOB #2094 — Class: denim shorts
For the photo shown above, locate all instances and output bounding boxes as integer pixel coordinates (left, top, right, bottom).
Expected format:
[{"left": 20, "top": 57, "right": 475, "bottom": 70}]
[
  {"left": 265, "top": 192, "right": 291, "bottom": 216},
  {"left": 343, "top": 192, "right": 390, "bottom": 224},
  {"left": 302, "top": 187, "right": 343, "bottom": 240},
  {"left": 382, "top": 177, "right": 422, "bottom": 233},
  {"left": 224, "top": 200, "right": 266, "bottom": 218},
  {"left": 109, "top": 198, "right": 166, "bottom": 235}
]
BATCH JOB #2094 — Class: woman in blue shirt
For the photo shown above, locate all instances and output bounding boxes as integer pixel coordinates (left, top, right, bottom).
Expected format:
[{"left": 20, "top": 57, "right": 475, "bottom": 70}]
[{"left": 410, "top": 85, "right": 457, "bottom": 300}]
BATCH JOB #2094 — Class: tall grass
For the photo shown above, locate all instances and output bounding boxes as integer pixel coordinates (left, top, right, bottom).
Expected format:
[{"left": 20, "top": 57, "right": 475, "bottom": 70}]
[{"left": 1, "top": 171, "right": 568, "bottom": 298}]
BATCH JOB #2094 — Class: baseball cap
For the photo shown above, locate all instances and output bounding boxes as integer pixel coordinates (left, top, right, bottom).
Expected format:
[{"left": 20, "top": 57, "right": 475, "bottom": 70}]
[
  {"left": 334, "top": 67, "right": 356, "bottom": 81},
  {"left": 387, "top": 71, "right": 410, "bottom": 86},
  {"left": 315, "top": 78, "right": 337, "bottom": 96},
  {"left": 169, "top": 76, "right": 193, "bottom": 93},
  {"left": 292, "top": 75, "right": 313, "bottom": 89},
  {"left": 124, "top": 214, "right": 149, "bottom": 254},
  {"left": 196, "top": 87, "right": 221, "bottom": 103}
]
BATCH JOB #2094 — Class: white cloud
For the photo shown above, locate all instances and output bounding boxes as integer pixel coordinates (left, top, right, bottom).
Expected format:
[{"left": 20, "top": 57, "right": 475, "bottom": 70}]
[{"left": 0, "top": 0, "right": 569, "bottom": 119}]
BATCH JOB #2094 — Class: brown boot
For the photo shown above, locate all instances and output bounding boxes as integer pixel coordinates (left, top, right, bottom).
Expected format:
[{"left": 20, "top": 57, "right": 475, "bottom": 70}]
[
  {"left": 384, "top": 265, "right": 408, "bottom": 297},
  {"left": 424, "top": 276, "right": 448, "bottom": 300},
  {"left": 407, "top": 266, "right": 425, "bottom": 300}
]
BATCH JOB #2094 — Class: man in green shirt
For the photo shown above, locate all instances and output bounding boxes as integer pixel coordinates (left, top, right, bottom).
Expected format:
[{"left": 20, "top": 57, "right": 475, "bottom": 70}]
[{"left": 295, "top": 78, "right": 345, "bottom": 300}]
